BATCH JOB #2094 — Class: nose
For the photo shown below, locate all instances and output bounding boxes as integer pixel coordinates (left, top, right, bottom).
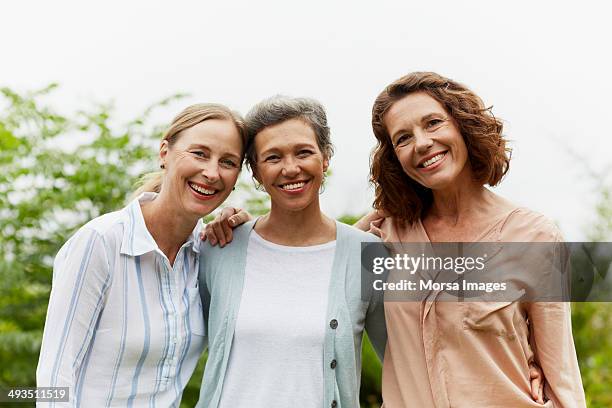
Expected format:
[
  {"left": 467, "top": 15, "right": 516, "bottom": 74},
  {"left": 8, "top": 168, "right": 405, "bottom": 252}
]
[
  {"left": 414, "top": 130, "right": 433, "bottom": 154},
  {"left": 281, "top": 157, "right": 300, "bottom": 178},
  {"left": 201, "top": 161, "right": 220, "bottom": 184}
]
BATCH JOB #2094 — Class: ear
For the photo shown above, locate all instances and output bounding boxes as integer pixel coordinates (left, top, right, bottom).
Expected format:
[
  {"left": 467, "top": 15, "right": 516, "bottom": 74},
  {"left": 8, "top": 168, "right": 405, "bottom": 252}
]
[
  {"left": 159, "top": 140, "right": 169, "bottom": 168},
  {"left": 322, "top": 155, "right": 330, "bottom": 173},
  {"left": 252, "top": 165, "right": 262, "bottom": 184}
]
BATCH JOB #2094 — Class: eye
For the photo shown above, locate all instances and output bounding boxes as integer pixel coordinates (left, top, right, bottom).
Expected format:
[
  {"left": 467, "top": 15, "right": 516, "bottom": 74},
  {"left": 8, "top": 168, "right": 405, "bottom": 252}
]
[
  {"left": 220, "top": 159, "right": 238, "bottom": 169},
  {"left": 264, "top": 154, "right": 280, "bottom": 163},
  {"left": 191, "top": 150, "right": 207, "bottom": 158},
  {"left": 426, "top": 118, "right": 444, "bottom": 129},
  {"left": 394, "top": 134, "right": 412, "bottom": 147},
  {"left": 297, "top": 149, "right": 314, "bottom": 158}
]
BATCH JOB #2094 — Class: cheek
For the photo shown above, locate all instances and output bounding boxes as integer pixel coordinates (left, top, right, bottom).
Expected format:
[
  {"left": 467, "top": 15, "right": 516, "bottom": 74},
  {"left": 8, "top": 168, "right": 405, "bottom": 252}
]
[
  {"left": 395, "top": 149, "right": 415, "bottom": 175},
  {"left": 453, "top": 138, "right": 469, "bottom": 164},
  {"left": 222, "top": 169, "right": 241, "bottom": 185}
]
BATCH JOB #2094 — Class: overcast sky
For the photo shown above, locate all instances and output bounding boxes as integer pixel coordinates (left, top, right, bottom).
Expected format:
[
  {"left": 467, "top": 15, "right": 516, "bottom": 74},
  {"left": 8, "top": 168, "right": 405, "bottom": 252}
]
[{"left": 2, "top": 0, "right": 611, "bottom": 239}]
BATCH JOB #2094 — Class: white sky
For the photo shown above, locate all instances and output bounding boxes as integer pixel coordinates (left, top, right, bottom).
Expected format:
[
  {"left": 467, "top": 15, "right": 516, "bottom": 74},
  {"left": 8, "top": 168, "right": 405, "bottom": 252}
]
[{"left": 2, "top": 0, "right": 611, "bottom": 239}]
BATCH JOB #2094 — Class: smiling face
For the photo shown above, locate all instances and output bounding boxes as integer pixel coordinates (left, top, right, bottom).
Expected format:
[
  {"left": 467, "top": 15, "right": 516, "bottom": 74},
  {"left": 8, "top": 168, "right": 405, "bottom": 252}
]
[
  {"left": 384, "top": 92, "right": 471, "bottom": 191},
  {"left": 253, "top": 118, "right": 329, "bottom": 213},
  {"left": 159, "top": 118, "right": 243, "bottom": 219}
]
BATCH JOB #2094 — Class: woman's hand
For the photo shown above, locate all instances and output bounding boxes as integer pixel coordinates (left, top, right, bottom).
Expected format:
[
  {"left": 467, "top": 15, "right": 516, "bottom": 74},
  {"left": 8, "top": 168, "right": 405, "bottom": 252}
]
[
  {"left": 201, "top": 207, "right": 252, "bottom": 247},
  {"left": 354, "top": 210, "right": 387, "bottom": 237},
  {"left": 529, "top": 362, "right": 546, "bottom": 404}
]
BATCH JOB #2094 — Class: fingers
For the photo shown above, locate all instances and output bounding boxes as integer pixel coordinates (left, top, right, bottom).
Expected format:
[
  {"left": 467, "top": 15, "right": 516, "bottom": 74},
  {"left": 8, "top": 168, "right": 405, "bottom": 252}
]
[
  {"left": 204, "top": 224, "right": 218, "bottom": 246},
  {"left": 538, "top": 378, "right": 544, "bottom": 404},
  {"left": 227, "top": 208, "right": 251, "bottom": 227},
  {"left": 530, "top": 375, "right": 539, "bottom": 401},
  {"left": 211, "top": 217, "right": 229, "bottom": 247},
  {"left": 220, "top": 216, "right": 233, "bottom": 244},
  {"left": 355, "top": 210, "right": 384, "bottom": 232},
  {"left": 368, "top": 226, "right": 383, "bottom": 238},
  {"left": 374, "top": 208, "right": 390, "bottom": 218},
  {"left": 368, "top": 218, "right": 384, "bottom": 238},
  {"left": 204, "top": 207, "right": 238, "bottom": 247},
  {"left": 219, "top": 206, "right": 237, "bottom": 222},
  {"left": 529, "top": 364, "right": 545, "bottom": 403}
]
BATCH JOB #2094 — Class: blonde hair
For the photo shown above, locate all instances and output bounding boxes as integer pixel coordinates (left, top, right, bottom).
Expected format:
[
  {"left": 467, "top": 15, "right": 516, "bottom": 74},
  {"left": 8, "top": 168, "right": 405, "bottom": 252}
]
[{"left": 131, "top": 103, "right": 247, "bottom": 200}]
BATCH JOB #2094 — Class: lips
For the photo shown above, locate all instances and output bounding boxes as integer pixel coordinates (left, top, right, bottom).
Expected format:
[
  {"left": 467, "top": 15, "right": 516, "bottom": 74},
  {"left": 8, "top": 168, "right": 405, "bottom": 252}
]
[
  {"left": 277, "top": 179, "right": 310, "bottom": 193},
  {"left": 188, "top": 181, "right": 219, "bottom": 199},
  {"left": 418, "top": 151, "right": 447, "bottom": 168}
]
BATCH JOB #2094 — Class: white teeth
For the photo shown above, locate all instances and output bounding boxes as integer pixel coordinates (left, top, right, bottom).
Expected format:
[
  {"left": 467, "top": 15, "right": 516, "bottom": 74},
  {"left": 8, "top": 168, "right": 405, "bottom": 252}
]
[
  {"left": 422, "top": 153, "right": 446, "bottom": 168},
  {"left": 189, "top": 182, "right": 215, "bottom": 195},
  {"left": 281, "top": 182, "right": 306, "bottom": 191}
]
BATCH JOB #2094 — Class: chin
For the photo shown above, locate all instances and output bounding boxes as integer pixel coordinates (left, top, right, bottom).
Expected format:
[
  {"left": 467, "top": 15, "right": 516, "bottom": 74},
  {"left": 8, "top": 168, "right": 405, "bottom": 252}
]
[
  {"left": 191, "top": 198, "right": 223, "bottom": 218},
  {"left": 278, "top": 198, "right": 316, "bottom": 213}
]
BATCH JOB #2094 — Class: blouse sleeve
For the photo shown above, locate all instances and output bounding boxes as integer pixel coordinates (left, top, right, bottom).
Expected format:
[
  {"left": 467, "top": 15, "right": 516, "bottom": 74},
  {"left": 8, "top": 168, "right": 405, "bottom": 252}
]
[
  {"left": 528, "top": 302, "right": 586, "bottom": 407},
  {"left": 527, "top": 228, "right": 586, "bottom": 407},
  {"left": 36, "top": 227, "right": 112, "bottom": 406}
]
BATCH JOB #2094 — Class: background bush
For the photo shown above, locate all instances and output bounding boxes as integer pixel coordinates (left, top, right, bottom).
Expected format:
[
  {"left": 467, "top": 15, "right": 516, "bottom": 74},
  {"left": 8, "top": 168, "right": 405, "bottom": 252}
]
[{"left": 0, "top": 86, "right": 609, "bottom": 407}]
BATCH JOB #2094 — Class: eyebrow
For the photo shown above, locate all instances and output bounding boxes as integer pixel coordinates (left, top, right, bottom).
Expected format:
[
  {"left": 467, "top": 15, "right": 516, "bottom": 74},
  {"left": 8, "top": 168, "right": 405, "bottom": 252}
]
[
  {"left": 259, "top": 143, "right": 318, "bottom": 156},
  {"left": 187, "top": 144, "right": 241, "bottom": 160}
]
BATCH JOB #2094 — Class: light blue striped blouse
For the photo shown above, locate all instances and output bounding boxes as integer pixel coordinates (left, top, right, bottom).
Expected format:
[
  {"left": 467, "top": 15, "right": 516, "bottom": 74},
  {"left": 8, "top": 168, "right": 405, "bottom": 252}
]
[{"left": 37, "top": 193, "right": 205, "bottom": 407}]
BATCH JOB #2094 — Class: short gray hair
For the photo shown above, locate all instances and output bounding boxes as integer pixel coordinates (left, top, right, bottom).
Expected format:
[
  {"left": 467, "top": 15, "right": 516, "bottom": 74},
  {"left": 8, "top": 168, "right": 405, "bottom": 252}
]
[{"left": 244, "top": 95, "right": 334, "bottom": 170}]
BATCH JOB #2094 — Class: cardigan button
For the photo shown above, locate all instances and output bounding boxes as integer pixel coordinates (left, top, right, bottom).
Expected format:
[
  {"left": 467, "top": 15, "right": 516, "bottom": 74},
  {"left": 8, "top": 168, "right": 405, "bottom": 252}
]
[
  {"left": 330, "top": 359, "right": 337, "bottom": 369},
  {"left": 331, "top": 400, "right": 337, "bottom": 407},
  {"left": 330, "top": 319, "right": 338, "bottom": 329}
]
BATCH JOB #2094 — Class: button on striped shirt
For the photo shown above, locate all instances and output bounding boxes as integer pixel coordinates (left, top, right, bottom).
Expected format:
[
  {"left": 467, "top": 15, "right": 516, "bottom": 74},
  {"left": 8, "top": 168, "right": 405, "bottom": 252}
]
[{"left": 37, "top": 193, "right": 206, "bottom": 407}]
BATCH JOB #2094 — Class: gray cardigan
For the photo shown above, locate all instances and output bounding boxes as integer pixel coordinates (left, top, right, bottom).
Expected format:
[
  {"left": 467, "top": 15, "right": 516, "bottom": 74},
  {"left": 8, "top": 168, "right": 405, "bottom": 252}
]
[{"left": 196, "top": 220, "right": 387, "bottom": 408}]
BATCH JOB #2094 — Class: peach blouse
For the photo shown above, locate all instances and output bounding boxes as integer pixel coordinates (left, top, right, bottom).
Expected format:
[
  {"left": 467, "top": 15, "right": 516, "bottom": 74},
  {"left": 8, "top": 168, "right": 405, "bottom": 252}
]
[{"left": 378, "top": 208, "right": 586, "bottom": 408}]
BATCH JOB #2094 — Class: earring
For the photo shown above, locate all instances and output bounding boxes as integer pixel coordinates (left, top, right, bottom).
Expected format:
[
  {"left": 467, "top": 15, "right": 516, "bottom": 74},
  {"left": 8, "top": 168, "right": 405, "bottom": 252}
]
[
  {"left": 319, "top": 174, "right": 326, "bottom": 195},
  {"left": 232, "top": 187, "right": 235, "bottom": 191},
  {"left": 160, "top": 164, "right": 165, "bottom": 169},
  {"left": 252, "top": 176, "right": 264, "bottom": 191}
]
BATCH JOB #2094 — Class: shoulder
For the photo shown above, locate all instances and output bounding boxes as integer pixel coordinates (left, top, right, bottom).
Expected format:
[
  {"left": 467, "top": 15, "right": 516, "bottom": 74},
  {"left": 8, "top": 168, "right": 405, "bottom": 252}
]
[
  {"left": 58, "top": 208, "right": 128, "bottom": 260},
  {"left": 378, "top": 216, "right": 423, "bottom": 242},
  {"left": 500, "top": 207, "right": 564, "bottom": 242},
  {"left": 199, "top": 222, "right": 253, "bottom": 265},
  {"left": 337, "top": 221, "right": 381, "bottom": 244},
  {"left": 82, "top": 209, "right": 125, "bottom": 236}
]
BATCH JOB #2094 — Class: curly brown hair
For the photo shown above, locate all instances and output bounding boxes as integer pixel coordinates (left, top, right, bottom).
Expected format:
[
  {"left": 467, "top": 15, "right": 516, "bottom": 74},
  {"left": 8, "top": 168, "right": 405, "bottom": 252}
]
[{"left": 370, "top": 71, "right": 511, "bottom": 225}]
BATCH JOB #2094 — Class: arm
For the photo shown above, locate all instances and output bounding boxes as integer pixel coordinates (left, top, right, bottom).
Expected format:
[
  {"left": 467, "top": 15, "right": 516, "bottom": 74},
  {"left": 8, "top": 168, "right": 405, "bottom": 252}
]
[
  {"left": 363, "top": 239, "right": 388, "bottom": 360},
  {"left": 353, "top": 210, "right": 386, "bottom": 236},
  {"left": 201, "top": 207, "right": 251, "bottom": 247},
  {"left": 528, "top": 302, "right": 586, "bottom": 407},
  {"left": 36, "top": 228, "right": 111, "bottom": 406},
  {"left": 364, "top": 288, "right": 387, "bottom": 361}
]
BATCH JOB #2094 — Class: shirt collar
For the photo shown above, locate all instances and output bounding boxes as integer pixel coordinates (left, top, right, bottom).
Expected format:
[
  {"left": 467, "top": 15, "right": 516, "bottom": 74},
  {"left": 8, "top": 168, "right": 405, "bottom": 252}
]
[{"left": 120, "top": 192, "right": 204, "bottom": 256}]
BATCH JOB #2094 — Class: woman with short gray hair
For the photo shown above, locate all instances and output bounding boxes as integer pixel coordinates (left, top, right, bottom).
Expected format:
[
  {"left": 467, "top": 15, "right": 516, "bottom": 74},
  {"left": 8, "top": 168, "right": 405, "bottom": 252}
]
[{"left": 196, "top": 95, "right": 386, "bottom": 408}]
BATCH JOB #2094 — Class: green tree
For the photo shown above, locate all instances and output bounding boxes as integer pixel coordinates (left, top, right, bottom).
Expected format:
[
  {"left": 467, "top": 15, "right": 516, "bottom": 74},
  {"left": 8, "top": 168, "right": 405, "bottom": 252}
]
[
  {"left": 0, "top": 85, "right": 183, "bottom": 405},
  {"left": 2, "top": 84, "right": 610, "bottom": 408},
  {"left": 571, "top": 179, "right": 612, "bottom": 408}
]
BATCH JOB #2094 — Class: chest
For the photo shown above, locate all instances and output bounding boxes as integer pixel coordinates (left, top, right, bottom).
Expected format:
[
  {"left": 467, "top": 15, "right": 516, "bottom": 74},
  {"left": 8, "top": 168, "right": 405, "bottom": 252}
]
[{"left": 421, "top": 217, "right": 496, "bottom": 242}]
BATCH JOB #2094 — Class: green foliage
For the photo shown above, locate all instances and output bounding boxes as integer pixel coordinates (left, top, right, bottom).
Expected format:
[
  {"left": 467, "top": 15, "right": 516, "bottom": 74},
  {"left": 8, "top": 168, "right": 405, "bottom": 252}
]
[
  {"left": 571, "top": 181, "right": 612, "bottom": 408},
  {"left": 359, "top": 334, "right": 383, "bottom": 408},
  {"left": 0, "top": 85, "right": 182, "bottom": 391},
  {"left": 1, "top": 85, "right": 610, "bottom": 407}
]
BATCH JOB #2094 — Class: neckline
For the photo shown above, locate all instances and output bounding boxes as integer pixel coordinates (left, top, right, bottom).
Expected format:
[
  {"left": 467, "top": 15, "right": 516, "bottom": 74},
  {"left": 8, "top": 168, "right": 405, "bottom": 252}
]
[
  {"left": 416, "top": 207, "right": 522, "bottom": 243},
  {"left": 250, "top": 229, "right": 337, "bottom": 252}
]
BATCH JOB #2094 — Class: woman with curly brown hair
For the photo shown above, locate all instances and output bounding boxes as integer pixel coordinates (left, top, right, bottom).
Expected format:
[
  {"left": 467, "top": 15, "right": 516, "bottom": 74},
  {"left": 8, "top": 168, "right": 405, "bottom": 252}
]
[{"left": 356, "top": 71, "right": 585, "bottom": 407}]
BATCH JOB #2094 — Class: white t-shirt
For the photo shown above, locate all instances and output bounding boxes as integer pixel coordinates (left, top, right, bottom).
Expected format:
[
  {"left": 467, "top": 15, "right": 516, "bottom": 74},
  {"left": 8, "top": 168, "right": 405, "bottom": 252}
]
[{"left": 217, "top": 230, "right": 336, "bottom": 408}]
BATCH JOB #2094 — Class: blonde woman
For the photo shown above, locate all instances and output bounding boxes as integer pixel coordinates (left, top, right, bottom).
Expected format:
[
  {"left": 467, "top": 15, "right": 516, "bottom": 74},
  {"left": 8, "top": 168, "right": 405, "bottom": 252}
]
[{"left": 37, "top": 104, "right": 246, "bottom": 407}]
